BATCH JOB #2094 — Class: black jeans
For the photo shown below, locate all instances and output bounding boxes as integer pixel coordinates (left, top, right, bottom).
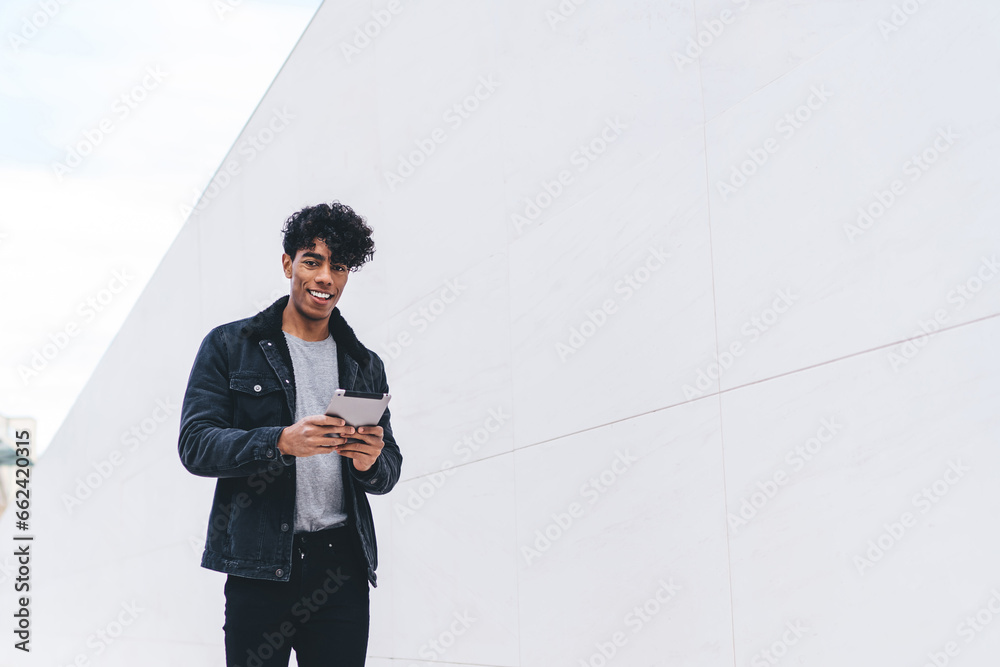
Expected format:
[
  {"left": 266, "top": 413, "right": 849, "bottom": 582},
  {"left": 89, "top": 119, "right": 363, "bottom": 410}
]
[{"left": 223, "top": 524, "right": 370, "bottom": 667}]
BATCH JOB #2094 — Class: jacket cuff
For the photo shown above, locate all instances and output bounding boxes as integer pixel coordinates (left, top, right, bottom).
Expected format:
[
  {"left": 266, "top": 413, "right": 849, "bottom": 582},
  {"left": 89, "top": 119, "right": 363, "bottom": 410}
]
[
  {"left": 262, "top": 427, "right": 295, "bottom": 466},
  {"left": 351, "top": 456, "right": 381, "bottom": 482}
]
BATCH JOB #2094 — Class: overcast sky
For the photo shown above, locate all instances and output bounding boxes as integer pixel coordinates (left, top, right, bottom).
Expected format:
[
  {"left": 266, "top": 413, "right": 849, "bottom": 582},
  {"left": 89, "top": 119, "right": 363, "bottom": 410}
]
[{"left": 0, "top": 0, "right": 321, "bottom": 455}]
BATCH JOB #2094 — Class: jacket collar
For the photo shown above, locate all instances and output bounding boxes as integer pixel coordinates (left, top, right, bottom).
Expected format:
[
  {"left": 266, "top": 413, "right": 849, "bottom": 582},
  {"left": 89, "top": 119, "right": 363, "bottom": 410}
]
[{"left": 238, "top": 294, "right": 370, "bottom": 367}]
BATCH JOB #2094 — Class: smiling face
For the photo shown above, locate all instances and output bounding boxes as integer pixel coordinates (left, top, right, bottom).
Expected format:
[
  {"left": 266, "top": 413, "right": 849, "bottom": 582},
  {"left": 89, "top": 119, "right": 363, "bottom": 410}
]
[{"left": 281, "top": 238, "right": 349, "bottom": 334}]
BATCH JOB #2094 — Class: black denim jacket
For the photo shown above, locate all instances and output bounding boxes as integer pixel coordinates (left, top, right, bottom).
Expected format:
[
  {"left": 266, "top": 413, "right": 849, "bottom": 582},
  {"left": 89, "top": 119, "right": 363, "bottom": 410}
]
[{"left": 178, "top": 295, "right": 401, "bottom": 587}]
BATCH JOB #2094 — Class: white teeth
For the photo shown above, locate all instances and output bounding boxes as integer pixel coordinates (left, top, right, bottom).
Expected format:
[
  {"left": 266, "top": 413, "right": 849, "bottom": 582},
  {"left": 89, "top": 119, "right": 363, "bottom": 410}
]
[{"left": 309, "top": 290, "right": 331, "bottom": 299}]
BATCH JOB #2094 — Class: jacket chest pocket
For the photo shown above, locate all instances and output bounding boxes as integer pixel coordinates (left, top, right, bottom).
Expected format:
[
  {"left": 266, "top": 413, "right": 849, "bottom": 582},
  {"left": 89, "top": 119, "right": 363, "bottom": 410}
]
[{"left": 229, "top": 373, "right": 286, "bottom": 428}]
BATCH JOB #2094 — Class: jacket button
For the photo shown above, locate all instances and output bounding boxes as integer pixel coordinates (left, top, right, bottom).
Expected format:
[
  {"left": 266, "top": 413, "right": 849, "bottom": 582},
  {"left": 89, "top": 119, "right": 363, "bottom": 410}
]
[
  {"left": 254, "top": 384, "right": 262, "bottom": 392},
  {"left": 281, "top": 523, "right": 289, "bottom": 532},
  {"left": 285, "top": 379, "right": 290, "bottom": 384},
  {"left": 275, "top": 569, "right": 283, "bottom": 577},
  {"left": 266, "top": 449, "right": 274, "bottom": 458}
]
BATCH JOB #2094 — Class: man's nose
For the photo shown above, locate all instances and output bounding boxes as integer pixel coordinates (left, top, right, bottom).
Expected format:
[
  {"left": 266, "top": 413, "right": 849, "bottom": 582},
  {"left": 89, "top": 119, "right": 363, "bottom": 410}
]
[{"left": 316, "top": 264, "right": 333, "bottom": 284}]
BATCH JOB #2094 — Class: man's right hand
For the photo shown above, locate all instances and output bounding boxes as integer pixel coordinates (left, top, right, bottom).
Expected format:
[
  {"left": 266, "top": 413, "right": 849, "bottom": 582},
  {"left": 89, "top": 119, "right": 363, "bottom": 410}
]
[{"left": 277, "top": 415, "right": 356, "bottom": 458}]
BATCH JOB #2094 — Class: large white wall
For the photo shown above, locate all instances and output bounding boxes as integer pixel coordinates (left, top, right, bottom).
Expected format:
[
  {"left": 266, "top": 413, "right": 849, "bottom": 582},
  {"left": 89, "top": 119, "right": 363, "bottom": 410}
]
[{"left": 3, "top": 0, "right": 1000, "bottom": 665}]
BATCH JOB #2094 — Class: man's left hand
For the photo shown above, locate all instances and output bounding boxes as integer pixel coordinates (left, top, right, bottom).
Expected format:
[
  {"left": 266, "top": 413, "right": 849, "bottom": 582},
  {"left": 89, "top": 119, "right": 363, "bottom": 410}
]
[{"left": 333, "top": 425, "right": 384, "bottom": 472}]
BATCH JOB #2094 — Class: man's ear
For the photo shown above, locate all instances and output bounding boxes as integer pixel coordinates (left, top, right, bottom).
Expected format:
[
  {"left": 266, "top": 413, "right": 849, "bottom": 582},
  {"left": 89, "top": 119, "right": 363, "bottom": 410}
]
[{"left": 281, "top": 253, "right": 292, "bottom": 279}]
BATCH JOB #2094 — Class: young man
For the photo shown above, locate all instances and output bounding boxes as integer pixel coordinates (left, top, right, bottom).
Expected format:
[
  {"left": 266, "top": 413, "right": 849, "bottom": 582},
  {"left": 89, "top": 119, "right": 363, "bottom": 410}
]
[{"left": 178, "top": 202, "right": 401, "bottom": 667}]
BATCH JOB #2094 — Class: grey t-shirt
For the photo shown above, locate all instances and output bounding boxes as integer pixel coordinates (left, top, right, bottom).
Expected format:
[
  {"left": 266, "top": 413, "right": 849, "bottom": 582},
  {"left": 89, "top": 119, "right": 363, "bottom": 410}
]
[{"left": 283, "top": 330, "right": 348, "bottom": 532}]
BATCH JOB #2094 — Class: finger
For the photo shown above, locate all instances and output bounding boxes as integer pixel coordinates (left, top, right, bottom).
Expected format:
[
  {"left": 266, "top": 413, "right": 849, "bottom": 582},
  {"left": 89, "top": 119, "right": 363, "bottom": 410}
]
[
  {"left": 314, "top": 437, "right": 350, "bottom": 450},
  {"left": 334, "top": 441, "right": 372, "bottom": 454},
  {"left": 313, "top": 428, "right": 356, "bottom": 442},
  {"left": 335, "top": 448, "right": 366, "bottom": 459},
  {"left": 342, "top": 432, "right": 380, "bottom": 447},
  {"left": 312, "top": 443, "right": 341, "bottom": 452},
  {"left": 356, "top": 426, "right": 383, "bottom": 437},
  {"left": 334, "top": 444, "right": 374, "bottom": 457},
  {"left": 311, "top": 415, "right": 346, "bottom": 427},
  {"left": 316, "top": 426, "right": 358, "bottom": 441},
  {"left": 319, "top": 426, "right": 355, "bottom": 436}
]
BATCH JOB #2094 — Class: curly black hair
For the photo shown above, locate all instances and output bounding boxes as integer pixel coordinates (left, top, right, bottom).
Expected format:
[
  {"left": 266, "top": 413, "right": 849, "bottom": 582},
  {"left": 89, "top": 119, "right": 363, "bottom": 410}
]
[{"left": 281, "top": 201, "right": 375, "bottom": 271}]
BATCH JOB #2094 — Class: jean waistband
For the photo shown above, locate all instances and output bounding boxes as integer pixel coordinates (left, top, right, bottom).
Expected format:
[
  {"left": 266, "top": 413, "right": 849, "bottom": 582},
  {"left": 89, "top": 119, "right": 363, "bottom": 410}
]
[{"left": 293, "top": 523, "right": 351, "bottom": 545}]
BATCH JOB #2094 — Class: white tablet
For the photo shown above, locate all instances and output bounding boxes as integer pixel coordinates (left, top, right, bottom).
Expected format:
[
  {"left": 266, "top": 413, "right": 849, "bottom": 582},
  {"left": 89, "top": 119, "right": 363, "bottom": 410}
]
[{"left": 324, "top": 389, "right": 391, "bottom": 428}]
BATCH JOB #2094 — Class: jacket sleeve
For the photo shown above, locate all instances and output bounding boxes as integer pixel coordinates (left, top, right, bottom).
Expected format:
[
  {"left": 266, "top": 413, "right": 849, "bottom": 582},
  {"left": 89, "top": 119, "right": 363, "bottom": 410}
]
[
  {"left": 178, "top": 326, "right": 292, "bottom": 477},
  {"left": 349, "top": 357, "right": 402, "bottom": 495}
]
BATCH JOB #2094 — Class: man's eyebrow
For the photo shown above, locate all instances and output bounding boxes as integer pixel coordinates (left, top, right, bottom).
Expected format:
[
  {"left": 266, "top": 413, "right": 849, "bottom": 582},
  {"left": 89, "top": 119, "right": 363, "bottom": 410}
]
[{"left": 301, "top": 251, "right": 346, "bottom": 266}]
